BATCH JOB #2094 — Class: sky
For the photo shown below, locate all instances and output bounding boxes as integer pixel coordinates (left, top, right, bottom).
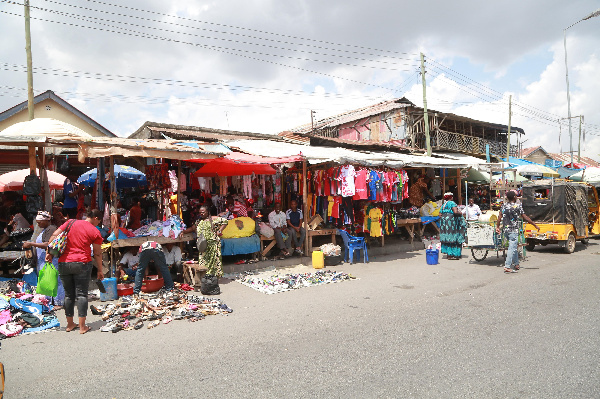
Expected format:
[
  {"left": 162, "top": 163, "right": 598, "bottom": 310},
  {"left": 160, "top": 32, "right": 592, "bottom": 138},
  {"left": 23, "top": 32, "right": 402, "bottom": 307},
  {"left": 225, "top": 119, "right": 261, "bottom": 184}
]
[{"left": 0, "top": 0, "right": 599, "bottom": 161}]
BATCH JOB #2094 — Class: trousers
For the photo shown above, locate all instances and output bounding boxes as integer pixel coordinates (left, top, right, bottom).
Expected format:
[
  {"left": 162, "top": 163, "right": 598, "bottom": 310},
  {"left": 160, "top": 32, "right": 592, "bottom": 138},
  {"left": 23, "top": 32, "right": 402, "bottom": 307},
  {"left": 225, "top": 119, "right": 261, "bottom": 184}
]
[
  {"left": 58, "top": 261, "right": 92, "bottom": 318},
  {"left": 504, "top": 230, "right": 519, "bottom": 268},
  {"left": 274, "top": 228, "right": 292, "bottom": 251},
  {"left": 289, "top": 227, "right": 306, "bottom": 249},
  {"left": 134, "top": 248, "right": 174, "bottom": 294}
]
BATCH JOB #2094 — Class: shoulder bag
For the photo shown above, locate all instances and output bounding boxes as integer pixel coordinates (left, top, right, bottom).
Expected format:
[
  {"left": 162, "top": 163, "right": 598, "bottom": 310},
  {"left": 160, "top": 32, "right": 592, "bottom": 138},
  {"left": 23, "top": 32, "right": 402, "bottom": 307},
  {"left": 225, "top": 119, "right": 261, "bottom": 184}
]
[{"left": 47, "top": 219, "right": 76, "bottom": 257}]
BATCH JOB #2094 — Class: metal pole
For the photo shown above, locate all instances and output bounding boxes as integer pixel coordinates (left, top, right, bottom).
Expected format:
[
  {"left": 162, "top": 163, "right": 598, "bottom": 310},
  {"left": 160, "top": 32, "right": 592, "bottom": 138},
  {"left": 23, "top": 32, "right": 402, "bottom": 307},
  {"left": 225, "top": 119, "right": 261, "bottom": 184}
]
[
  {"left": 577, "top": 115, "right": 582, "bottom": 163},
  {"left": 564, "top": 29, "right": 574, "bottom": 169},
  {"left": 24, "top": 0, "right": 34, "bottom": 121},
  {"left": 506, "top": 95, "right": 512, "bottom": 161},
  {"left": 420, "top": 53, "right": 431, "bottom": 156}
]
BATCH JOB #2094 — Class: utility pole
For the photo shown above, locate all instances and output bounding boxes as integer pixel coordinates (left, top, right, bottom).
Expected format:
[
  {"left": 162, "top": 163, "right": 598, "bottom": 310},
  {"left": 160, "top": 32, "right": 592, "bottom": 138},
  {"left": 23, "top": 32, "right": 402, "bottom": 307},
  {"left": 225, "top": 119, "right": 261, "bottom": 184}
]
[
  {"left": 506, "top": 95, "right": 512, "bottom": 161},
  {"left": 310, "top": 110, "right": 316, "bottom": 134},
  {"left": 578, "top": 115, "right": 583, "bottom": 162},
  {"left": 24, "top": 0, "right": 34, "bottom": 121},
  {"left": 420, "top": 53, "right": 431, "bottom": 156}
]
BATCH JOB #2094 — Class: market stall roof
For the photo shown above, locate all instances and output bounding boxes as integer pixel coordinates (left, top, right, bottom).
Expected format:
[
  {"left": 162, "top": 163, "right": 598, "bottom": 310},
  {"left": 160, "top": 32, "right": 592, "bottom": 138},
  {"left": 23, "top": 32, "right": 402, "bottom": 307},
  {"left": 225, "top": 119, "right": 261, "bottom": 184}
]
[
  {"left": 569, "top": 167, "right": 600, "bottom": 184},
  {"left": 1, "top": 118, "right": 93, "bottom": 140},
  {"left": 187, "top": 152, "right": 303, "bottom": 164},
  {"left": 223, "top": 139, "right": 488, "bottom": 169}
]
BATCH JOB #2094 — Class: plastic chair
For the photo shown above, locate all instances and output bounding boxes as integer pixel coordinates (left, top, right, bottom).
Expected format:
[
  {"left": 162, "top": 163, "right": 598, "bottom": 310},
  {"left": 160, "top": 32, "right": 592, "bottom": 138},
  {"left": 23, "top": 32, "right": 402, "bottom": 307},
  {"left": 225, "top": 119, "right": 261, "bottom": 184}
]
[{"left": 337, "top": 229, "right": 368, "bottom": 264}]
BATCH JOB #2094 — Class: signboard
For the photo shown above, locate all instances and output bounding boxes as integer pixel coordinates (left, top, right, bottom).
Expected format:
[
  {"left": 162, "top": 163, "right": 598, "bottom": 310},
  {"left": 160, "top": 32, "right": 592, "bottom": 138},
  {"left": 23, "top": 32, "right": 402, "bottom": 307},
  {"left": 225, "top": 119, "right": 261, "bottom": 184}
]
[{"left": 545, "top": 159, "right": 563, "bottom": 168}]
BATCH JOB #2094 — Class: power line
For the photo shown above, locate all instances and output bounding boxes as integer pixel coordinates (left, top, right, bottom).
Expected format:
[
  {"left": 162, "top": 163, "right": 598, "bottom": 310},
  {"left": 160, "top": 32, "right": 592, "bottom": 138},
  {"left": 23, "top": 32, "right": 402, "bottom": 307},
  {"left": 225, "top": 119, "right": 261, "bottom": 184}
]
[
  {"left": 0, "top": 9, "right": 409, "bottom": 93},
  {"left": 31, "top": 0, "right": 420, "bottom": 64},
  {"left": 0, "top": 62, "right": 392, "bottom": 102},
  {"left": 81, "top": 0, "right": 421, "bottom": 58}
]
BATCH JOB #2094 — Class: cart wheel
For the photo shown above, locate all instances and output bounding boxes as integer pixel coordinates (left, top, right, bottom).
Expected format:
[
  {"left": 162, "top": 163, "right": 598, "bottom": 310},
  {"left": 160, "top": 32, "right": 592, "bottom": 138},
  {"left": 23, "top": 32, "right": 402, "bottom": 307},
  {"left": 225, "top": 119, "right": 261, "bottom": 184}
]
[
  {"left": 525, "top": 240, "right": 535, "bottom": 251},
  {"left": 471, "top": 248, "right": 488, "bottom": 261},
  {"left": 564, "top": 233, "right": 576, "bottom": 254},
  {"left": 581, "top": 238, "right": 590, "bottom": 245}
]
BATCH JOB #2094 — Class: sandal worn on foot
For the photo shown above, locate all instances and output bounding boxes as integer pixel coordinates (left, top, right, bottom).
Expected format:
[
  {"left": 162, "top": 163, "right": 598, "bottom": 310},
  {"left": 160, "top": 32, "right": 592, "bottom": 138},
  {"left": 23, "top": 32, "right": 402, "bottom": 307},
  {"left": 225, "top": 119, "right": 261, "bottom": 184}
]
[{"left": 504, "top": 267, "right": 517, "bottom": 273}]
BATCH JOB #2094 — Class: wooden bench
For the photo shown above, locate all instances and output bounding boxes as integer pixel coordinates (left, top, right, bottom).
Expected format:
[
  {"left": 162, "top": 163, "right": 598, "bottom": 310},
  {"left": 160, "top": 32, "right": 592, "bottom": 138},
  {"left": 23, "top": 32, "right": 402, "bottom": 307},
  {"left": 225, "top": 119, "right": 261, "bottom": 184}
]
[
  {"left": 183, "top": 262, "right": 209, "bottom": 288},
  {"left": 259, "top": 235, "right": 277, "bottom": 259}
]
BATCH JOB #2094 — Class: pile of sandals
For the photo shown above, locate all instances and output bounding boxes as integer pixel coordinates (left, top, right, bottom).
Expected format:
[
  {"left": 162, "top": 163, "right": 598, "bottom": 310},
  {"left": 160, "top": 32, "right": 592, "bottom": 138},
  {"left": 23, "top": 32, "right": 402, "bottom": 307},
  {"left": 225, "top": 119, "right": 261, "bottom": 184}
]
[{"left": 93, "top": 289, "right": 233, "bottom": 333}]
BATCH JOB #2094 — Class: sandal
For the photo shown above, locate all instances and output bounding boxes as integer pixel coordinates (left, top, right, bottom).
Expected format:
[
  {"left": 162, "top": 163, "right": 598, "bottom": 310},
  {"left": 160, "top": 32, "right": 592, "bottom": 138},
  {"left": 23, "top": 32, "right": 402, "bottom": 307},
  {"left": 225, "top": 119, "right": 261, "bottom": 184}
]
[
  {"left": 504, "top": 268, "right": 517, "bottom": 273},
  {"left": 514, "top": 265, "right": 520, "bottom": 270}
]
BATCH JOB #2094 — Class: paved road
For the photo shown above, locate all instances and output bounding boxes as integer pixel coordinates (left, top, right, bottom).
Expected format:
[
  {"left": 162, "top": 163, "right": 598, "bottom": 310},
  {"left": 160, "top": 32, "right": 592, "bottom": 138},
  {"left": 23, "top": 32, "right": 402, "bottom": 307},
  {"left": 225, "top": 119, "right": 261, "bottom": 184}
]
[{"left": 2, "top": 241, "right": 600, "bottom": 398}]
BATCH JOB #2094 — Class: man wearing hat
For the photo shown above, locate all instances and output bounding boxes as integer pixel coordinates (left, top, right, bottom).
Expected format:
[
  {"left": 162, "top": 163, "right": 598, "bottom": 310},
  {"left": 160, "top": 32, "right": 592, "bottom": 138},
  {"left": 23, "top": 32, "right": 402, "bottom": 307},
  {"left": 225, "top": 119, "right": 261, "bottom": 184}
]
[{"left": 22, "top": 211, "right": 64, "bottom": 307}]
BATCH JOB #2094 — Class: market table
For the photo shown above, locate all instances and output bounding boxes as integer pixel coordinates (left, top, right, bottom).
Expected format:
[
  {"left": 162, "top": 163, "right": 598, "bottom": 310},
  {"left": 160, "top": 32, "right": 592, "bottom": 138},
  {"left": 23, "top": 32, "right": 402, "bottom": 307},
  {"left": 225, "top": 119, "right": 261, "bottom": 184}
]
[
  {"left": 110, "top": 233, "right": 196, "bottom": 248},
  {"left": 396, "top": 218, "right": 422, "bottom": 245},
  {"left": 307, "top": 228, "right": 337, "bottom": 252}
]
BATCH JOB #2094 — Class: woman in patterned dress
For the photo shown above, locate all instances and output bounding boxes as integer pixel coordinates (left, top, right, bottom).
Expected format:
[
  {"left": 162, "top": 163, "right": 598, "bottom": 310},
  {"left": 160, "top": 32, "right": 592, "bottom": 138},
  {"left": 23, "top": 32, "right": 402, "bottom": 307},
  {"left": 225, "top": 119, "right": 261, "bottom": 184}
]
[
  {"left": 439, "top": 192, "right": 467, "bottom": 260},
  {"left": 196, "top": 206, "right": 228, "bottom": 277}
]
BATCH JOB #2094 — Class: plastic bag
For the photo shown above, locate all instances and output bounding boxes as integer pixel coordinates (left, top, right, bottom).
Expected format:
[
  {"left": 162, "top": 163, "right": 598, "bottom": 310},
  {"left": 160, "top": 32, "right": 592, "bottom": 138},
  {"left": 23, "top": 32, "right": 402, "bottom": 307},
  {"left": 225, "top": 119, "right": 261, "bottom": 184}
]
[{"left": 36, "top": 262, "right": 58, "bottom": 297}]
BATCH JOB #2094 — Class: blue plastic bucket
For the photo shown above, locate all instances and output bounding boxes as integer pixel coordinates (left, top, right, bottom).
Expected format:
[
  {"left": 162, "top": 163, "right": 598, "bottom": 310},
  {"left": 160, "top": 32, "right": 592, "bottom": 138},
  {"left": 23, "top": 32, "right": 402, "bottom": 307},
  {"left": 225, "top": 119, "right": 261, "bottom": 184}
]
[
  {"left": 100, "top": 277, "right": 118, "bottom": 301},
  {"left": 426, "top": 249, "right": 439, "bottom": 265}
]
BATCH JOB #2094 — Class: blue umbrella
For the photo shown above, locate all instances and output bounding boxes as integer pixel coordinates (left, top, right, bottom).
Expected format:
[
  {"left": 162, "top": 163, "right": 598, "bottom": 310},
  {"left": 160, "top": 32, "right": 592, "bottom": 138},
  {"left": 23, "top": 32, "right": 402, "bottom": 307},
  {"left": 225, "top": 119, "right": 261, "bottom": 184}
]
[{"left": 77, "top": 164, "right": 147, "bottom": 189}]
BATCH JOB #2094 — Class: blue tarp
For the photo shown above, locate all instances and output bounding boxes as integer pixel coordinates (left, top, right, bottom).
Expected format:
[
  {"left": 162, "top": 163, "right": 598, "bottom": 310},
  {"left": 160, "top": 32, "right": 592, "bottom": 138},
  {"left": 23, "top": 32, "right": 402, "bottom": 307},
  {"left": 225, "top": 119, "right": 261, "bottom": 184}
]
[{"left": 221, "top": 235, "right": 261, "bottom": 256}]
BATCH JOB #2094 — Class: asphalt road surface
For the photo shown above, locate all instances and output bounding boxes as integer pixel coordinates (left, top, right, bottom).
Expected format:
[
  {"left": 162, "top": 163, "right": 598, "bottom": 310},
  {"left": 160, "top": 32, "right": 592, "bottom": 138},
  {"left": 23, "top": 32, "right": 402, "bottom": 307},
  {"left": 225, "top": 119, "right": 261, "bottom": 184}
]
[{"left": 2, "top": 240, "right": 599, "bottom": 398}]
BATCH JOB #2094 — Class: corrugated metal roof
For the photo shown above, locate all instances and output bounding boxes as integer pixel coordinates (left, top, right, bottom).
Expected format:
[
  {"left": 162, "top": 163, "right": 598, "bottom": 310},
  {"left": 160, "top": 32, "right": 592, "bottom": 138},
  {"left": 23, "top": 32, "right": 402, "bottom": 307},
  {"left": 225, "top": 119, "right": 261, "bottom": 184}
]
[
  {"left": 520, "top": 146, "right": 546, "bottom": 158},
  {"left": 549, "top": 153, "right": 600, "bottom": 167},
  {"left": 129, "top": 121, "right": 280, "bottom": 142},
  {"left": 290, "top": 98, "right": 412, "bottom": 133}
]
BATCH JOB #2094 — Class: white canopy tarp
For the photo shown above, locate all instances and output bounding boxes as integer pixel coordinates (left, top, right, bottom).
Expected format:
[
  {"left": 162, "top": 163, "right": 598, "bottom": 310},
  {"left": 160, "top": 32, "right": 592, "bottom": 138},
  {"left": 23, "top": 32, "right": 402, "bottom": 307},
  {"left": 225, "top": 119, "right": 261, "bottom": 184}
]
[{"left": 223, "top": 139, "right": 486, "bottom": 168}]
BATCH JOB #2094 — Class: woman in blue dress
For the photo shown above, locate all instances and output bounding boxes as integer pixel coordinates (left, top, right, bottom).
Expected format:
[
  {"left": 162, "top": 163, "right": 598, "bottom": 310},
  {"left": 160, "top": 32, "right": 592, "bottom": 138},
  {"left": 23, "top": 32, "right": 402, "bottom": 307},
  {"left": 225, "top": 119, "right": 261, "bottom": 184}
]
[
  {"left": 22, "top": 211, "right": 64, "bottom": 307},
  {"left": 439, "top": 192, "right": 466, "bottom": 260}
]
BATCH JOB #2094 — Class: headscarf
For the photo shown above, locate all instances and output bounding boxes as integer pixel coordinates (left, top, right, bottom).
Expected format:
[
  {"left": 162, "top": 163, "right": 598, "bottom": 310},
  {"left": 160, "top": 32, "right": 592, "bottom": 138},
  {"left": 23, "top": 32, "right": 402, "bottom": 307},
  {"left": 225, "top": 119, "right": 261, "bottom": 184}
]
[{"left": 443, "top": 192, "right": 453, "bottom": 200}]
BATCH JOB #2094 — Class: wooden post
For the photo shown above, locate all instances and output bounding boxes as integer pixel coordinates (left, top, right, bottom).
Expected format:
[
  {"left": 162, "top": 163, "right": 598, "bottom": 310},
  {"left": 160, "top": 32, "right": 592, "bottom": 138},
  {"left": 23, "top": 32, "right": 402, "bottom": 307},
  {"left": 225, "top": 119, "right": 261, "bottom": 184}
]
[
  {"left": 24, "top": 0, "right": 34, "bottom": 121},
  {"left": 28, "top": 146, "right": 36, "bottom": 175},
  {"left": 302, "top": 160, "right": 309, "bottom": 254},
  {"left": 177, "top": 160, "right": 182, "bottom": 217},
  {"left": 420, "top": 53, "right": 431, "bottom": 156},
  {"left": 457, "top": 169, "right": 462, "bottom": 205}
]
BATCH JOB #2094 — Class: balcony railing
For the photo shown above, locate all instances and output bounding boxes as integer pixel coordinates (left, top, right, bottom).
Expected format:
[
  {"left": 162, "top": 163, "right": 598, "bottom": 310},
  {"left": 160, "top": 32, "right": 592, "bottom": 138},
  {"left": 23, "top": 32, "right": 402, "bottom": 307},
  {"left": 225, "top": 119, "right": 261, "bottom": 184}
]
[{"left": 412, "top": 130, "right": 518, "bottom": 157}]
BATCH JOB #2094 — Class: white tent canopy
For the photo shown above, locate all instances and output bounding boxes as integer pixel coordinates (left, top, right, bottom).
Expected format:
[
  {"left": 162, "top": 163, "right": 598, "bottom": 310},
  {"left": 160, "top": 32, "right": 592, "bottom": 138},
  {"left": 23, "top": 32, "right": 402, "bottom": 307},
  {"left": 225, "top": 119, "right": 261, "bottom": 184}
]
[{"left": 223, "top": 139, "right": 487, "bottom": 169}]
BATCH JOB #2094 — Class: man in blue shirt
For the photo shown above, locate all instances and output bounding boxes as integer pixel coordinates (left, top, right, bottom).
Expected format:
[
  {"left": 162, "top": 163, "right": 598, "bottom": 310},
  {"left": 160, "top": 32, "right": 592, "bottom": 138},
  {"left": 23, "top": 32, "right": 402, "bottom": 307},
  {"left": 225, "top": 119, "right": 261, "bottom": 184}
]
[
  {"left": 286, "top": 200, "right": 305, "bottom": 255},
  {"left": 63, "top": 175, "right": 84, "bottom": 219}
]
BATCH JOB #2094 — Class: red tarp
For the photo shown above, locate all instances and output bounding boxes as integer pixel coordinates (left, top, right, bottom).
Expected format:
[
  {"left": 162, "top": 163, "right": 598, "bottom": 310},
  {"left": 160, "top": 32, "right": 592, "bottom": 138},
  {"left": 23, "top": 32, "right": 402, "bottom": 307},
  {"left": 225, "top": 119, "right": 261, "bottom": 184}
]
[
  {"left": 186, "top": 152, "right": 304, "bottom": 177},
  {"left": 192, "top": 158, "right": 276, "bottom": 177}
]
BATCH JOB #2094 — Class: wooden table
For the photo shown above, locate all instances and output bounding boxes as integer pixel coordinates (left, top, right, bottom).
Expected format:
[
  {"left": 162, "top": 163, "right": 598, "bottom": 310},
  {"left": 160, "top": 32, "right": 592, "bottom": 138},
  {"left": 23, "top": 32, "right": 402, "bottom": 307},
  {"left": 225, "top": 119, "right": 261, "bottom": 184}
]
[
  {"left": 111, "top": 233, "right": 196, "bottom": 248},
  {"left": 182, "top": 262, "right": 209, "bottom": 288},
  {"left": 396, "top": 218, "right": 422, "bottom": 244},
  {"left": 307, "top": 228, "right": 337, "bottom": 252}
]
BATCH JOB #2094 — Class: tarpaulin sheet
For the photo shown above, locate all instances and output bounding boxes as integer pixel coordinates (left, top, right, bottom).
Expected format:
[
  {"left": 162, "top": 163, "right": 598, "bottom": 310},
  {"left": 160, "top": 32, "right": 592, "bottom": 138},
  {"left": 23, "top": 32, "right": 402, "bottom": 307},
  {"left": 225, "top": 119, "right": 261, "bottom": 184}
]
[{"left": 522, "top": 181, "right": 589, "bottom": 236}]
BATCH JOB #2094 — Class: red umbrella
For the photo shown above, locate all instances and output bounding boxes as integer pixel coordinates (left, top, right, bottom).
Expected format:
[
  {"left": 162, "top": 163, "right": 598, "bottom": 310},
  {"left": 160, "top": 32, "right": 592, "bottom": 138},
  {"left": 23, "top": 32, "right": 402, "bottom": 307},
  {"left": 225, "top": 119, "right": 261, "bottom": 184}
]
[{"left": 0, "top": 168, "right": 66, "bottom": 192}]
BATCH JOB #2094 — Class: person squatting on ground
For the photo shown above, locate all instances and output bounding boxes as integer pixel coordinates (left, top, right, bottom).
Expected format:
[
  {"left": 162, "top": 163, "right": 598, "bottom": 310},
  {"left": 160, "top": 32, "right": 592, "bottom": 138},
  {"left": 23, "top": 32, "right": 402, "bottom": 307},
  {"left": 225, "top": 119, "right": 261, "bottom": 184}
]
[
  {"left": 286, "top": 200, "right": 305, "bottom": 255},
  {"left": 496, "top": 190, "right": 539, "bottom": 273},
  {"left": 46, "top": 208, "right": 104, "bottom": 334},
  {"left": 118, "top": 246, "right": 139, "bottom": 280},
  {"left": 162, "top": 242, "right": 183, "bottom": 283},
  {"left": 133, "top": 241, "right": 175, "bottom": 295}
]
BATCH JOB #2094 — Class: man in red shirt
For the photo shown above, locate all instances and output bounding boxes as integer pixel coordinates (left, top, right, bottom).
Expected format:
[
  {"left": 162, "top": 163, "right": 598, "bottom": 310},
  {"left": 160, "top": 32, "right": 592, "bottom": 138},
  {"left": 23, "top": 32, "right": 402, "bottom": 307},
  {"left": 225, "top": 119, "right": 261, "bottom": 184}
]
[{"left": 46, "top": 208, "right": 104, "bottom": 334}]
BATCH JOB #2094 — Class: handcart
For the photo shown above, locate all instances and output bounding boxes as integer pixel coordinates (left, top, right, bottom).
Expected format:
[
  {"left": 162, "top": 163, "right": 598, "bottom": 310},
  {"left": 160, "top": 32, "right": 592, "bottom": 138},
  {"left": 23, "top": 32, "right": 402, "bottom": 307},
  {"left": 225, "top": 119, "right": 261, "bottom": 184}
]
[{"left": 465, "top": 221, "right": 526, "bottom": 262}]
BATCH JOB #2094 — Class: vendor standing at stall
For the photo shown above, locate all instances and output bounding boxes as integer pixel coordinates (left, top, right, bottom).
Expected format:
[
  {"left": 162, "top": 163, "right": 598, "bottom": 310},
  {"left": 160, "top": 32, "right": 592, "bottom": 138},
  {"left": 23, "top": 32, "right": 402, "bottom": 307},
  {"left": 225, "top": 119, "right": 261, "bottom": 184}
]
[
  {"left": 22, "top": 211, "right": 64, "bottom": 308},
  {"left": 439, "top": 192, "right": 466, "bottom": 260},
  {"left": 184, "top": 205, "right": 228, "bottom": 277},
  {"left": 63, "top": 175, "right": 84, "bottom": 219},
  {"left": 409, "top": 175, "right": 434, "bottom": 208},
  {"left": 127, "top": 197, "right": 143, "bottom": 231},
  {"left": 286, "top": 200, "right": 305, "bottom": 256},
  {"left": 462, "top": 198, "right": 482, "bottom": 221}
]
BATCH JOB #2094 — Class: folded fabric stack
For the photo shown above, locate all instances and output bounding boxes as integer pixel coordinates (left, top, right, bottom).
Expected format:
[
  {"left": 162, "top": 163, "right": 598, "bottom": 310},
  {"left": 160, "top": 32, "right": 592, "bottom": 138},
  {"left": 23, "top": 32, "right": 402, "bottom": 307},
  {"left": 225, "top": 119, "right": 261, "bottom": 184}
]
[{"left": 133, "top": 216, "right": 187, "bottom": 238}]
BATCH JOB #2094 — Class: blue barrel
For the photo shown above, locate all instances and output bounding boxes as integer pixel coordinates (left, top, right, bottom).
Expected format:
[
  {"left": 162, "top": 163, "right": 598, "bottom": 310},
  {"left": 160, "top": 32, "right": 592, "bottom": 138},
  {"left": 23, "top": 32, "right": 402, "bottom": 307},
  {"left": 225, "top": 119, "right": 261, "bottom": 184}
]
[
  {"left": 100, "top": 277, "right": 118, "bottom": 301},
  {"left": 426, "top": 249, "right": 439, "bottom": 265}
]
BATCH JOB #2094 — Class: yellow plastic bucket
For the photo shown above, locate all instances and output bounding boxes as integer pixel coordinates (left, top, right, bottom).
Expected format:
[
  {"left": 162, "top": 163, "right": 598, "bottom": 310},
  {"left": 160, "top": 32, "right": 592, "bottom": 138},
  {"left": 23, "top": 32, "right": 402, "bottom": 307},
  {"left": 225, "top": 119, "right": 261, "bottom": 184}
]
[{"left": 312, "top": 250, "right": 324, "bottom": 269}]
